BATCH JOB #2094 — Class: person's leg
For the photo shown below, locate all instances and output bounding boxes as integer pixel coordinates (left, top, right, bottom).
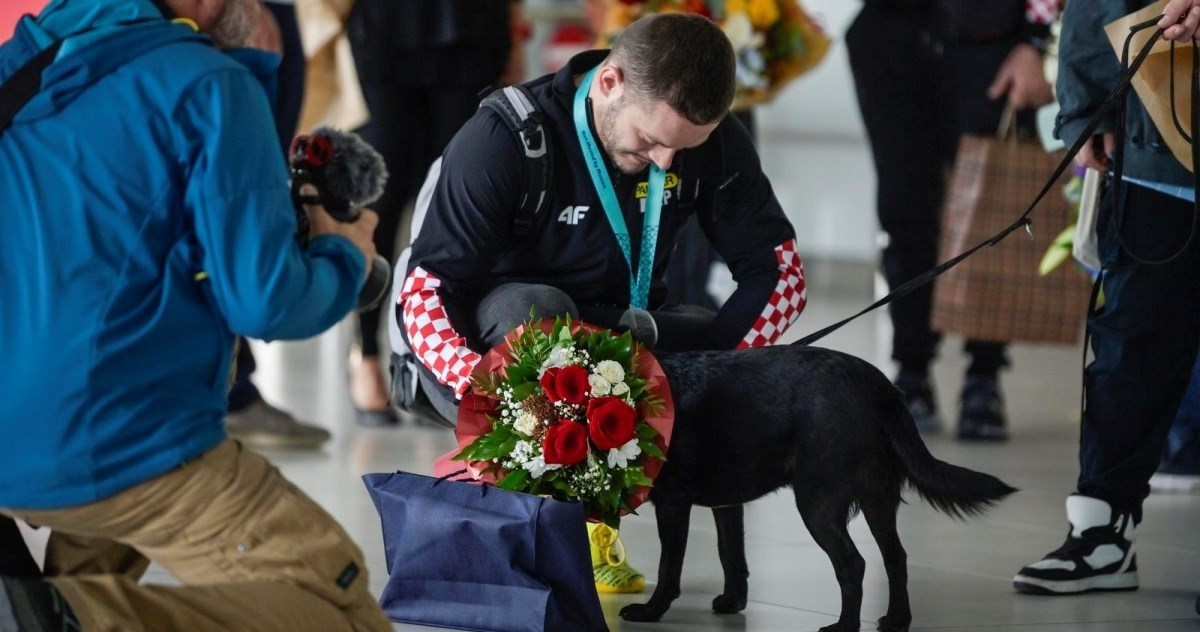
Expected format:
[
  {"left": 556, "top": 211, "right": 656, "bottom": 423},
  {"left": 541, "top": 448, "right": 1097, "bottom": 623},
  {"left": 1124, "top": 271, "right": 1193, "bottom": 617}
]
[
  {"left": 3, "top": 440, "right": 391, "bottom": 632},
  {"left": 846, "top": 4, "right": 951, "bottom": 431},
  {"left": 1015, "top": 184, "right": 1200, "bottom": 595},
  {"left": 943, "top": 38, "right": 1029, "bottom": 441},
  {"left": 225, "top": 340, "right": 331, "bottom": 449},
  {"left": 1150, "top": 347, "right": 1200, "bottom": 492},
  {"left": 44, "top": 532, "right": 150, "bottom": 579},
  {"left": 346, "top": 36, "right": 430, "bottom": 426}
]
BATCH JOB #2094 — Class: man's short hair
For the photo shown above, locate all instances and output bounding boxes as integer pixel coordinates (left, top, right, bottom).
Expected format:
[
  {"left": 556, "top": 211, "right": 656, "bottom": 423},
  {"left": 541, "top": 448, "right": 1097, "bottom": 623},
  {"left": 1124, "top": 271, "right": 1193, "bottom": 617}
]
[{"left": 609, "top": 13, "right": 735, "bottom": 125}]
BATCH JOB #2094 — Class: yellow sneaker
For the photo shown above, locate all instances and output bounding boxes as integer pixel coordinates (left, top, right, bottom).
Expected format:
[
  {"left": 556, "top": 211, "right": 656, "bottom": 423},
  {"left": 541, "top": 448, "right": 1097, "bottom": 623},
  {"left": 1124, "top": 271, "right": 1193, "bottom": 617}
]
[{"left": 588, "top": 523, "right": 645, "bottom": 594}]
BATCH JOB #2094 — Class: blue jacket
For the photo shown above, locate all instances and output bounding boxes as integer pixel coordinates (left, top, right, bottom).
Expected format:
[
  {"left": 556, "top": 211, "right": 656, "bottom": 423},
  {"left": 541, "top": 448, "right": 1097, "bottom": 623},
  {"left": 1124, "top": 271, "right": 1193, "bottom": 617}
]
[
  {"left": 1056, "top": 0, "right": 1192, "bottom": 186},
  {"left": 0, "top": 0, "right": 365, "bottom": 509}
]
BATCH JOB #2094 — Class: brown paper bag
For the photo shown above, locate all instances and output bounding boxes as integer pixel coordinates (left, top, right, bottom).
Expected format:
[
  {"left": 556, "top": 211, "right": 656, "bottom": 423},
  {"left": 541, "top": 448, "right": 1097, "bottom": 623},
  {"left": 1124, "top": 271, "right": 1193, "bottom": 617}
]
[
  {"left": 930, "top": 133, "right": 1093, "bottom": 344},
  {"left": 296, "top": 0, "right": 369, "bottom": 133},
  {"left": 1106, "top": 0, "right": 1196, "bottom": 172}
]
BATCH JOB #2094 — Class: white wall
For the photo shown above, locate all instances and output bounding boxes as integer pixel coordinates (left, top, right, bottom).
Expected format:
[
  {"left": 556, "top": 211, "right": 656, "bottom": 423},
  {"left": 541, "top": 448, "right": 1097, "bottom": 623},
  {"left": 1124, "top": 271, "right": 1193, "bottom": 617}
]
[{"left": 754, "top": 0, "right": 877, "bottom": 262}]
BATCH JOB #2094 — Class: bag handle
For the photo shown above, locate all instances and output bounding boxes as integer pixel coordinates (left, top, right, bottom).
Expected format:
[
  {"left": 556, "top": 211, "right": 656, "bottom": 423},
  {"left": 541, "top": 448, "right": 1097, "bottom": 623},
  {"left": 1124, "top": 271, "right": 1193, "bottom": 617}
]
[
  {"left": 795, "top": 15, "right": 1172, "bottom": 347},
  {"left": 431, "top": 469, "right": 491, "bottom": 496}
]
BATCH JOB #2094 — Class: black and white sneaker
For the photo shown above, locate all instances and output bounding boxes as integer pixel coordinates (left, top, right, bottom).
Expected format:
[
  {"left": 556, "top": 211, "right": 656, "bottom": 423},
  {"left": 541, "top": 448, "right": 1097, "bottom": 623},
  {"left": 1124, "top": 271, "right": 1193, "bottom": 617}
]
[{"left": 1013, "top": 494, "right": 1139, "bottom": 595}]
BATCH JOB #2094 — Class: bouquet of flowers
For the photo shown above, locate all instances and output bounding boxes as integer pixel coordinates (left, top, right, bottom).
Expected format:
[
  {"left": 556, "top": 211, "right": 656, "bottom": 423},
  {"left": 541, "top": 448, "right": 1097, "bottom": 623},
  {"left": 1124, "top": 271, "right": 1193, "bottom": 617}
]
[
  {"left": 597, "top": 0, "right": 831, "bottom": 109},
  {"left": 445, "top": 318, "right": 674, "bottom": 527}
]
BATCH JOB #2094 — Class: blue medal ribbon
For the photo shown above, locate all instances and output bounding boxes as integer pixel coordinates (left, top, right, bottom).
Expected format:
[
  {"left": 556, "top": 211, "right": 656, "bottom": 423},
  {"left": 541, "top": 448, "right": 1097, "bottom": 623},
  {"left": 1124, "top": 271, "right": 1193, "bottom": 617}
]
[{"left": 573, "top": 67, "right": 665, "bottom": 310}]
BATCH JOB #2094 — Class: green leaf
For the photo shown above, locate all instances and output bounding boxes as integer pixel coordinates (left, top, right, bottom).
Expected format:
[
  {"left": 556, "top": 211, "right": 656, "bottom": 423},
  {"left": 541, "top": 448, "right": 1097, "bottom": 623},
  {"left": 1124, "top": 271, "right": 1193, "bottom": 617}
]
[
  {"left": 498, "top": 469, "right": 529, "bottom": 491},
  {"left": 1039, "top": 243, "right": 1072, "bottom": 276},
  {"left": 511, "top": 381, "right": 537, "bottom": 401},
  {"left": 639, "top": 440, "right": 666, "bottom": 461}
]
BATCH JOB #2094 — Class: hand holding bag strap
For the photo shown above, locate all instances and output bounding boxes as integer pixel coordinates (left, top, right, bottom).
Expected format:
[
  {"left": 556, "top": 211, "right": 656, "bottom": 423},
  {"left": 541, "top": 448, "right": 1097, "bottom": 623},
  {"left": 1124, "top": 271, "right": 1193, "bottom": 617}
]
[{"left": 0, "top": 41, "right": 62, "bottom": 138}]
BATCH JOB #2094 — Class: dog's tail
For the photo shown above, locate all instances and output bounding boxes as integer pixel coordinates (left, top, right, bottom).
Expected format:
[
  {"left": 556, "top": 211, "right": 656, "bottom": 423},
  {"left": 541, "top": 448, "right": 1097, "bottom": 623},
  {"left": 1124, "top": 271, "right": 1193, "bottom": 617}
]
[{"left": 881, "top": 393, "right": 1017, "bottom": 519}]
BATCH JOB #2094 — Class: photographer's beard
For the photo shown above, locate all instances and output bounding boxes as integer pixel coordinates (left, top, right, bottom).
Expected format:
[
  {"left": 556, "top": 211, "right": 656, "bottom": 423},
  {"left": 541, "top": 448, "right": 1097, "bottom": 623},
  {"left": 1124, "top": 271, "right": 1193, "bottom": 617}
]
[{"left": 208, "top": 0, "right": 255, "bottom": 49}]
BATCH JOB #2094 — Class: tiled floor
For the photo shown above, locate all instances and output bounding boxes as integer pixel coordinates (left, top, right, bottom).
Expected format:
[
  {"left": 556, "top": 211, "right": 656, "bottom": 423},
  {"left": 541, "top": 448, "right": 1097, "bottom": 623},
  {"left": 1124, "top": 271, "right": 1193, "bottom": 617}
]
[{"left": 227, "top": 273, "right": 1198, "bottom": 632}]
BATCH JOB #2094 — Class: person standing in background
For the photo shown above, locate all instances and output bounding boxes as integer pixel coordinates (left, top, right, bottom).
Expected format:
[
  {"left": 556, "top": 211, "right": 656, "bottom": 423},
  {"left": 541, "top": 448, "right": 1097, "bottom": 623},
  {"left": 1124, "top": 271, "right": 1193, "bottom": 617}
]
[
  {"left": 1014, "top": 0, "right": 1200, "bottom": 606},
  {"left": 846, "top": 0, "right": 1056, "bottom": 441},
  {"left": 344, "top": 0, "right": 525, "bottom": 426}
]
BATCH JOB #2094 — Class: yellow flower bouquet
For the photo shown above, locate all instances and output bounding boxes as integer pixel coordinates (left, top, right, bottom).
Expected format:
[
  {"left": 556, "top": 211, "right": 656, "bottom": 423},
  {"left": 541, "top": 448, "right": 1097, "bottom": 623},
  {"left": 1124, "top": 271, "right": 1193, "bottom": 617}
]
[{"left": 598, "top": 0, "right": 831, "bottom": 109}]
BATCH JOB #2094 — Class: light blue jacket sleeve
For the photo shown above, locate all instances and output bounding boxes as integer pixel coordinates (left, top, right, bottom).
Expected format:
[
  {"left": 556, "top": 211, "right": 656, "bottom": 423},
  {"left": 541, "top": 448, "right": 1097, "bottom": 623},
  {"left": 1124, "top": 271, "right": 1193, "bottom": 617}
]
[{"left": 175, "top": 67, "right": 366, "bottom": 340}]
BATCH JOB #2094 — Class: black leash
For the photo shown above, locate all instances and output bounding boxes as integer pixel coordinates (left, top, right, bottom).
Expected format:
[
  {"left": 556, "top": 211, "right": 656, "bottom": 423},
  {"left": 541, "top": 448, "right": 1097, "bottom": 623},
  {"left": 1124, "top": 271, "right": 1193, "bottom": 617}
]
[{"left": 796, "top": 15, "right": 1184, "bottom": 347}]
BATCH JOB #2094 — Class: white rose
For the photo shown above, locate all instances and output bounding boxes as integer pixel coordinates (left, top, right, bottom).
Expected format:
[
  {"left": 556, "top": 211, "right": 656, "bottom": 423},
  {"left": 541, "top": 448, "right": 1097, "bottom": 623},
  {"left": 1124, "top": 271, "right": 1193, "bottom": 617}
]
[
  {"left": 595, "top": 360, "right": 625, "bottom": 384},
  {"left": 611, "top": 381, "right": 630, "bottom": 397},
  {"left": 513, "top": 411, "right": 540, "bottom": 436},
  {"left": 588, "top": 373, "right": 611, "bottom": 397}
]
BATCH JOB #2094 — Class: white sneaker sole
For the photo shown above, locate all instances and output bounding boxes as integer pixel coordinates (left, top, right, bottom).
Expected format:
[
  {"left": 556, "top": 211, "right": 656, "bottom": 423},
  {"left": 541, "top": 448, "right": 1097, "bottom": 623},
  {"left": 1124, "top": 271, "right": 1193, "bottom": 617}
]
[
  {"left": 1149, "top": 473, "right": 1200, "bottom": 493},
  {"left": 1013, "top": 571, "right": 1139, "bottom": 595}
]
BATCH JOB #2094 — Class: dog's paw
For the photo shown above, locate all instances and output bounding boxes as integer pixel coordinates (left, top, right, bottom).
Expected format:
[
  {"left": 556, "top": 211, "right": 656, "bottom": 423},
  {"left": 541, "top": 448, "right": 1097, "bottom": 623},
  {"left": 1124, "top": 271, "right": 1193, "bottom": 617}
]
[
  {"left": 877, "top": 614, "right": 911, "bottom": 632},
  {"left": 711, "top": 593, "right": 747, "bottom": 614},
  {"left": 620, "top": 602, "right": 668, "bottom": 623}
]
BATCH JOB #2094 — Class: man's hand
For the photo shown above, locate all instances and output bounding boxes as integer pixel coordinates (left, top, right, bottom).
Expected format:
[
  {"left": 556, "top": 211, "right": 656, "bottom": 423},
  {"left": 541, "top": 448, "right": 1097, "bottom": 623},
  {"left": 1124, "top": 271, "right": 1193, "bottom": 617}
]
[
  {"left": 1075, "top": 133, "right": 1116, "bottom": 172},
  {"left": 1160, "top": 0, "right": 1200, "bottom": 41},
  {"left": 303, "top": 186, "right": 379, "bottom": 280},
  {"left": 988, "top": 43, "right": 1054, "bottom": 110}
]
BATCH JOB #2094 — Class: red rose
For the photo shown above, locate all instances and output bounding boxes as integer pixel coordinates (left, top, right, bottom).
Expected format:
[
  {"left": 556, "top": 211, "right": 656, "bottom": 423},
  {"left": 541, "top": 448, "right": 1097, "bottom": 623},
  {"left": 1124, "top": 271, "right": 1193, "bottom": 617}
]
[
  {"left": 555, "top": 365, "right": 590, "bottom": 405},
  {"left": 540, "top": 367, "right": 562, "bottom": 402},
  {"left": 586, "top": 397, "right": 637, "bottom": 450},
  {"left": 543, "top": 420, "right": 589, "bottom": 465}
]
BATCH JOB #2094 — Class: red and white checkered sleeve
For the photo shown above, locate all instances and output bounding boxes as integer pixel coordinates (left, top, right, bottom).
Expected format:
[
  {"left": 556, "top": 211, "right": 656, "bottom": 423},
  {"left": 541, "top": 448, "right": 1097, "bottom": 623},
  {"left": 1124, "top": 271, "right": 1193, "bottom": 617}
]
[
  {"left": 1025, "top": 0, "right": 1058, "bottom": 25},
  {"left": 399, "top": 266, "right": 482, "bottom": 398},
  {"left": 736, "top": 239, "right": 807, "bottom": 349}
]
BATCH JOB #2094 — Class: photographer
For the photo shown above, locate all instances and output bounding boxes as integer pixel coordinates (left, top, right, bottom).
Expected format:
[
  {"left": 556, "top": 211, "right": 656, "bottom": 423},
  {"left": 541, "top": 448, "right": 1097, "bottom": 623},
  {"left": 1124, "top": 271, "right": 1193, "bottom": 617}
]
[{"left": 0, "top": 0, "right": 389, "bottom": 629}]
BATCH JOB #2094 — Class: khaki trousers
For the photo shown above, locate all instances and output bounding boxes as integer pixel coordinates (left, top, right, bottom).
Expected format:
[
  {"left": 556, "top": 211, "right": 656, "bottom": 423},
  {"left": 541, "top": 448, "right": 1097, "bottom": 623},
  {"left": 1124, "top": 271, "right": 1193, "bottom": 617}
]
[{"left": 2, "top": 439, "right": 391, "bottom": 632}]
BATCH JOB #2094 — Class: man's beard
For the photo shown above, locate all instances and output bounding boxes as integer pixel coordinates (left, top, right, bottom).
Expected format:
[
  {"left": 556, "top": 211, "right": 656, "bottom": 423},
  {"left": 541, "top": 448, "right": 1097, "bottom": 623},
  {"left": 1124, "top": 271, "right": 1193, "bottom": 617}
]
[
  {"left": 597, "top": 97, "right": 649, "bottom": 175},
  {"left": 209, "top": 0, "right": 254, "bottom": 49}
]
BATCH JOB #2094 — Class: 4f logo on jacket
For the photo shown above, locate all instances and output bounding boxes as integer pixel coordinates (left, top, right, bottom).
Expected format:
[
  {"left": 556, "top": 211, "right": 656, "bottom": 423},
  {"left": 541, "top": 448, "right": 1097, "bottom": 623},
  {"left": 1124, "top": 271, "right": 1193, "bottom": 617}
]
[{"left": 558, "top": 205, "right": 589, "bottom": 225}]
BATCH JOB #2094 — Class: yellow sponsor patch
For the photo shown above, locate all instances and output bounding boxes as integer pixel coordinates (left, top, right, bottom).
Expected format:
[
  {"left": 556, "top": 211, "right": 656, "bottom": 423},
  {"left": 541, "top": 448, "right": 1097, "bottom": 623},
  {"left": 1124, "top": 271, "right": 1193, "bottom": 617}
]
[{"left": 635, "top": 172, "right": 679, "bottom": 198}]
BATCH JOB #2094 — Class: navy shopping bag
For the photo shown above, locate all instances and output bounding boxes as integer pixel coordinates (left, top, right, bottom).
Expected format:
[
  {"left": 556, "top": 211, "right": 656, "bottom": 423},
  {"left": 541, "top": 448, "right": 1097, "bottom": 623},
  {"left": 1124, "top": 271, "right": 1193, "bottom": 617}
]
[{"left": 362, "top": 471, "right": 608, "bottom": 632}]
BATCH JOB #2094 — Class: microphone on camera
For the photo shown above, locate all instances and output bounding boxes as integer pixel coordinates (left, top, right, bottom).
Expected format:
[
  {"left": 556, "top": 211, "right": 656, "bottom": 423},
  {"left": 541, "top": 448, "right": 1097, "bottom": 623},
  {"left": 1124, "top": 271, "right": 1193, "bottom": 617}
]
[{"left": 289, "top": 127, "right": 391, "bottom": 312}]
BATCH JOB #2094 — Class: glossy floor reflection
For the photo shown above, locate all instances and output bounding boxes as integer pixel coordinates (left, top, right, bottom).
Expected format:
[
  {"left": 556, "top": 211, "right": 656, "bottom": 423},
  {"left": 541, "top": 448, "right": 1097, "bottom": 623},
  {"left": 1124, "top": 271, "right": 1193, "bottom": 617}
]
[{"left": 237, "top": 273, "right": 1198, "bottom": 632}]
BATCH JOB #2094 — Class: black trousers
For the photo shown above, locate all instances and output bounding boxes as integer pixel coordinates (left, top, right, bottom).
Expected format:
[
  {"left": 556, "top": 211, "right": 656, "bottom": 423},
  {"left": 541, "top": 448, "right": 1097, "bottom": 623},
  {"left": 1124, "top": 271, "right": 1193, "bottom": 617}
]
[
  {"left": 1079, "top": 183, "right": 1200, "bottom": 521},
  {"left": 347, "top": 0, "right": 509, "bottom": 358},
  {"left": 847, "top": 5, "right": 1015, "bottom": 376}
]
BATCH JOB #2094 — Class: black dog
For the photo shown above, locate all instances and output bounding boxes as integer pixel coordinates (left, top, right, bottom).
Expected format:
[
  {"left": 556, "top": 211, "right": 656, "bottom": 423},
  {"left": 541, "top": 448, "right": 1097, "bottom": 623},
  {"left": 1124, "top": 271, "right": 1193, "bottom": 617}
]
[{"left": 619, "top": 344, "right": 1016, "bottom": 631}]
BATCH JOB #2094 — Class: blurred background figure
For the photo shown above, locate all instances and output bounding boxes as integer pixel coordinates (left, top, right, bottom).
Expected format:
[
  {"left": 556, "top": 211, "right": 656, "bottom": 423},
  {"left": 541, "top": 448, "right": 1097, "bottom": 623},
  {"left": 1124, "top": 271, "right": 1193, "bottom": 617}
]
[
  {"left": 342, "top": 0, "right": 526, "bottom": 426},
  {"left": 846, "top": 0, "right": 1057, "bottom": 442}
]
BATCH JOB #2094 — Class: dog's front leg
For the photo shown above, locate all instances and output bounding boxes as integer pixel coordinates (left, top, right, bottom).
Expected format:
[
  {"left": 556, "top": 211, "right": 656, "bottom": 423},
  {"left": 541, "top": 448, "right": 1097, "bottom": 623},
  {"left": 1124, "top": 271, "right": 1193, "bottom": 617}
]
[
  {"left": 619, "top": 500, "right": 691, "bottom": 623},
  {"left": 711, "top": 504, "right": 749, "bottom": 614}
]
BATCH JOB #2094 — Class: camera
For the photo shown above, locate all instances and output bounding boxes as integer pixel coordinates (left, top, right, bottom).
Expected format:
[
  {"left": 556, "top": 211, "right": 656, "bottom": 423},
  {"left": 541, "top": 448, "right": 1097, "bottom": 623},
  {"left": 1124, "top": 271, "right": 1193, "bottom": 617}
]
[{"left": 289, "top": 128, "right": 391, "bottom": 312}]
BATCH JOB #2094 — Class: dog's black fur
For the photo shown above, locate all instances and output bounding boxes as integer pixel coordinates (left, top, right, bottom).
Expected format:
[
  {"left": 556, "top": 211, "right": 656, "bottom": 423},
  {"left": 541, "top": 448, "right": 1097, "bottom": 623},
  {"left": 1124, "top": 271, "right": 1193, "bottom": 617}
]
[{"left": 619, "top": 344, "right": 1016, "bottom": 631}]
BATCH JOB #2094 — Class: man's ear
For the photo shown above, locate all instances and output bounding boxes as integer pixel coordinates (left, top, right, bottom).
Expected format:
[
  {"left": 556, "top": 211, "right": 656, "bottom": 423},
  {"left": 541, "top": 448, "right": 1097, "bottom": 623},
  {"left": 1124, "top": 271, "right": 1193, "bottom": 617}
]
[{"left": 596, "top": 63, "right": 625, "bottom": 101}]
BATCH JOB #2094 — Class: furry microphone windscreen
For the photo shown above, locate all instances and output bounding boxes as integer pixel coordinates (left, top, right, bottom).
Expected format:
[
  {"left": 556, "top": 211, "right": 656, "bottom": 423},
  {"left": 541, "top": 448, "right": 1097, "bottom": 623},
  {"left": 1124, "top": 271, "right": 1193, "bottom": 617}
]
[{"left": 314, "top": 126, "right": 389, "bottom": 208}]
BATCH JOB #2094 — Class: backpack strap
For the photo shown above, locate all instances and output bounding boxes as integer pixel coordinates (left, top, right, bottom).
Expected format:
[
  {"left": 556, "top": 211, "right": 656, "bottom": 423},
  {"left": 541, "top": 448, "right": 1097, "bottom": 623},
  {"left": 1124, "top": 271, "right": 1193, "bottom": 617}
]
[
  {"left": 0, "top": 42, "right": 62, "bottom": 138},
  {"left": 480, "top": 85, "right": 552, "bottom": 239}
]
